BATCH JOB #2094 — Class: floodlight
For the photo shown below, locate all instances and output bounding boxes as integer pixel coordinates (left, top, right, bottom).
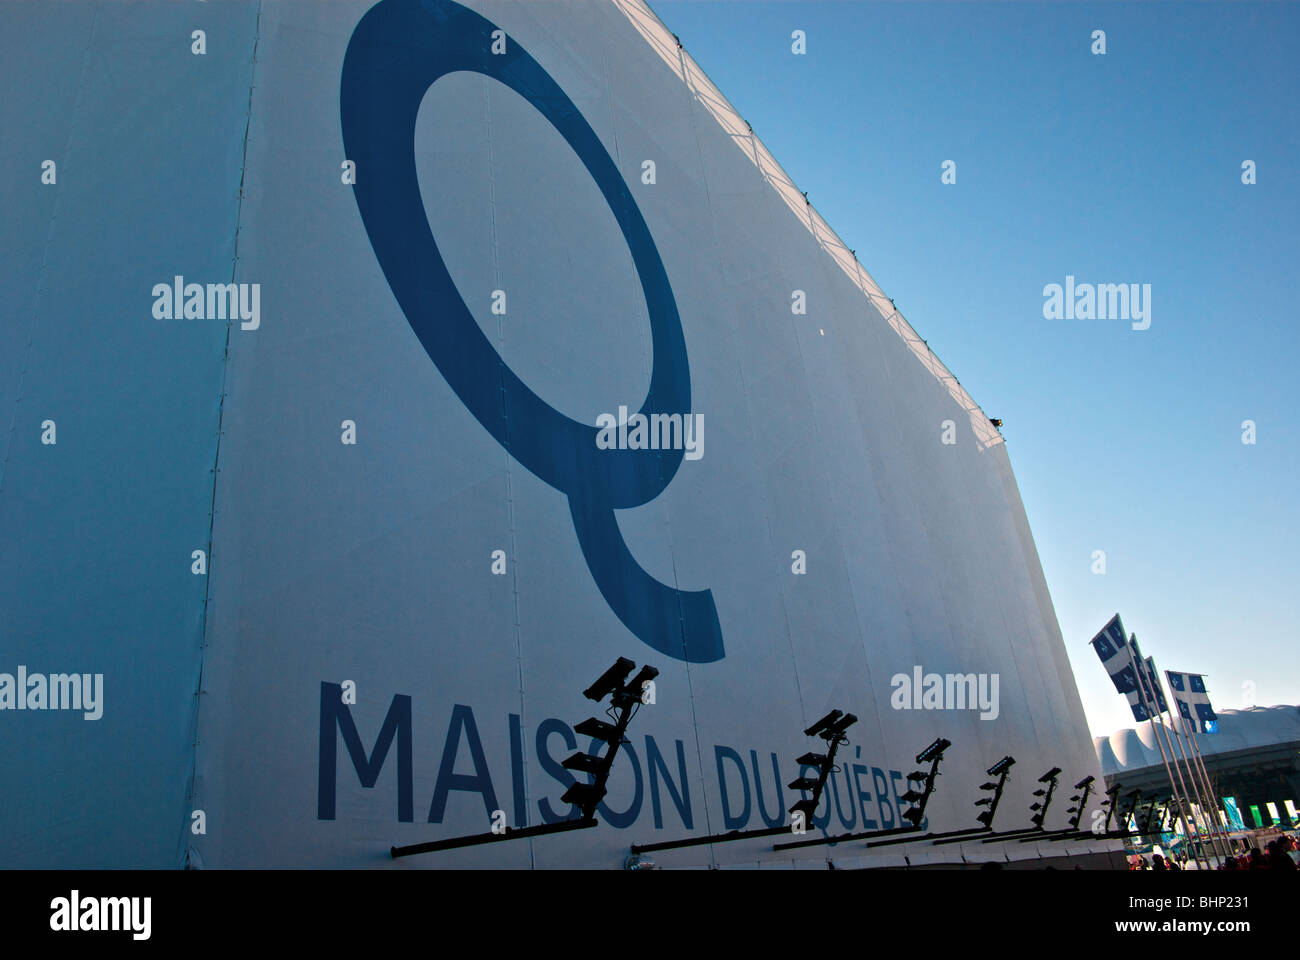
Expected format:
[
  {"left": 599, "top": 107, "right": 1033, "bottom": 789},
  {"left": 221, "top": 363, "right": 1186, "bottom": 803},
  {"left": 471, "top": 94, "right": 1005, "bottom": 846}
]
[
  {"left": 987, "top": 756, "right": 1016, "bottom": 776},
  {"left": 915, "top": 738, "right": 951, "bottom": 764},
  {"left": 583, "top": 657, "right": 635, "bottom": 702},
  {"left": 561, "top": 752, "right": 602, "bottom": 775},
  {"left": 900, "top": 789, "right": 923, "bottom": 804},
  {"left": 574, "top": 717, "right": 621, "bottom": 745},
  {"left": 627, "top": 665, "right": 659, "bottom": 694},
  {"left": 827, "top": 712, "right": 858, "bottom": 736},
  {"left": 907, "top": 771, "right": 928, "bottom": 782},
  {"left": 789, "top": 797, "right": 818, "bottom": 819},
  {"left": 786, "top": 706, "right": 854, "bottom": 826},
  {"left": 803, "top": 710, "right": 843, "bottom": 738},
  {"left": 561, "top": 781, "right": 606, "bottom": 811},
  {"left": 979, "top": 782, "right": 998, "bottom": 791}
]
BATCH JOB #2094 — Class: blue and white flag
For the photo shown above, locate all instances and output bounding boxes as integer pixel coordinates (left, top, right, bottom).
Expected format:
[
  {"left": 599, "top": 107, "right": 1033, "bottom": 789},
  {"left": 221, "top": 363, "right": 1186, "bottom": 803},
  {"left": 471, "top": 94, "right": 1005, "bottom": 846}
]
[
  {"left": 1133, "top": 644, "right": 1169, "bottom": 716},
  {"left": 1090, "top": 614, "right": 1139, "bottom": 694},
  {"left": 1119, "top": 634, "right": 1168, "bottom": 721},
  {"left": 1165, "top": 670, "right": 1218, "bottom": 733},
  {"left": 1147, "top": 660, "right": 1168, "bottom": 715},
  {"left": 1123, "top": 676, "right": 1153, "bottom": 722}
]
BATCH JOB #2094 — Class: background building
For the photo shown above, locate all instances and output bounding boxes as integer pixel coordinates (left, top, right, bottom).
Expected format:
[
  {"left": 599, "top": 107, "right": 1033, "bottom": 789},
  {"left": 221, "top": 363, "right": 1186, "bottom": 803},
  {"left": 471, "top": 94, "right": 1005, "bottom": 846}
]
[
  {"left": 1095, "top": 705, "right": 1300, "bottom": 834},
  {"left": 1, "top": 0, "right": 1106, "bottom": 868}
]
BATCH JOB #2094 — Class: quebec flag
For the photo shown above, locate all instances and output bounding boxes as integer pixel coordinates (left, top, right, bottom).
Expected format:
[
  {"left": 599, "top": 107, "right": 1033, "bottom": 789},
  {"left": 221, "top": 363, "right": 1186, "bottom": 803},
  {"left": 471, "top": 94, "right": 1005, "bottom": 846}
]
[
  {"left": 1129, "top": 636, "right": 1169, "bottom": 717},
  {"left": 1165, "top": 670, "right": 1218, "bottom": 733},
  {"left": 1090, "top": 614, "right": 1139, "bottom": 695}
]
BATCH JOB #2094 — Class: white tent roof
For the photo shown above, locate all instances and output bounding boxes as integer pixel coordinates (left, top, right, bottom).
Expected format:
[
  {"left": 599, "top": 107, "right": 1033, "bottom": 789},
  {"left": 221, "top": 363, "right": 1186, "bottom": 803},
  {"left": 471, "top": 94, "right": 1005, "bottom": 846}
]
[{"left": 1094, "top": 705, "right": 1300, "bottom": 775}]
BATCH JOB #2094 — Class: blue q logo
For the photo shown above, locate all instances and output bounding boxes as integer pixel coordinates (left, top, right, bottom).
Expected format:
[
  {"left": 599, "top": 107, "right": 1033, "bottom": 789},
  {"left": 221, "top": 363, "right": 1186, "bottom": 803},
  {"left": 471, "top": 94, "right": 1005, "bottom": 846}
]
[{"left": 341, "top": 0, "right": 723, "bottom": 662}]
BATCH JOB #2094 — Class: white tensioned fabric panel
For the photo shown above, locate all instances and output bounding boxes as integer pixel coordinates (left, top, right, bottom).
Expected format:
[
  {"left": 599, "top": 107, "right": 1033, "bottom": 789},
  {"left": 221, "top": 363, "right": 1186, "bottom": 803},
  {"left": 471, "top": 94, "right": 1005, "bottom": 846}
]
[
  {"left": 0, "top": 2, "right": 259, "bottom": 868},
  {"left": 190, "top": 0, "right": 1101, "bottom": 868}
]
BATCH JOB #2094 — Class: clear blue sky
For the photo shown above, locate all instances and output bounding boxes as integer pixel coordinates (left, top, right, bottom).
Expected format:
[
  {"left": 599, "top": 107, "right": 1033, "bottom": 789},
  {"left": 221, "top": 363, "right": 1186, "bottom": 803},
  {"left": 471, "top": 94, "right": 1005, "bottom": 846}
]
[{"left": 649, "top": 0, "right": 1300, "bottom": 737}]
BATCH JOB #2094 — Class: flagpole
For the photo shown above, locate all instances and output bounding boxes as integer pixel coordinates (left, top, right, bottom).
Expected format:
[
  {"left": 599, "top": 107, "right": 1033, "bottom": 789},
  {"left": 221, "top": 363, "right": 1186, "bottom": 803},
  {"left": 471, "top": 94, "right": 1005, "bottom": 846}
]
[
  {"left": 1198, "top": 737, "right": 1238, "bottom": 853},
  {"left": 1129, "top": 635, "right": 1207, "bottom": 868},
  {"left": 1148, "top": 711, "right": 1211, "bottom": 867},
  {"left": 1178, "top": 706, "right": 1236, "bottom": 858},
  {"left": 1161, "top": 706, "right": 1228, "bottom": 864},
  {"left": 1177, "top": 713, "right": 1233, "bottom": 861},
  {"left": 1147, "top": 662, "right": 1229, "bottom": 865},
  {"left": 1167, "top": 669, "right": 1237, "bottom": 859}
]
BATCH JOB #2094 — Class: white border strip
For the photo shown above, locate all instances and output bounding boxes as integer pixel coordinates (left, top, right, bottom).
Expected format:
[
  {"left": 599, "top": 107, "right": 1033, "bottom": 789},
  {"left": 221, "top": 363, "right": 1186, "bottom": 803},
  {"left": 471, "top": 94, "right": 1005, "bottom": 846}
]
[{"left": 614, "top": 0, "right": 1003, "bottom": 451}]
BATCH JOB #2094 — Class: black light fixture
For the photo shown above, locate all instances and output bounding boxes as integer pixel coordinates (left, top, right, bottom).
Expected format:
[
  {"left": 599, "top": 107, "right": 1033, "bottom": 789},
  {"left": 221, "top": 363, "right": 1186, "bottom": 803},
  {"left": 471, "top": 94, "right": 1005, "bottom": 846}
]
[
  {"left": 787, "top": 710, "right": 857, "bottom": 825},
  {"left": 1099, "top": 782, "right": 1122, "bottom": 834},
  {"left": 1117, "top": 788, "right": 1143, "bottom": 835},
  {"left": 392, "top": 656, "right": 658, "bottom": 859},
  {"left": 626, "top": 665, "right": 660, "bottom": 702},
  {"left": 582, "top": 657, "right": 635, "bottom": 703},
  {"left": 1028, "top": 767, "right": 1061, "bottom": 829},
  {"left": 803, "top": 710, "right": 843, "bottom": 738},
  {"left": 1067, "top": 776, "right": 1095, "bottom": 831},
  {"left": 560, "top": 752, "right": 602, "bottom": 775},
  {"left": 573, "top": 717, "right": 620, "bottom": 745},
  {"left": 827, "top": 713, "right": 859, "bottom": 736},
  {"left": 563, "top": 657, "right": 661, "bottom": 820},
  {"left": 988, "top": 756, "right": 1015, "bottom": 776},
  {"left": 900, "top": 738, "right": 951, "bottom": 828},
  {"left": 916, "top": 737, "right": 951, "bottom": 765},
  {"left": 635, "top": 711, "right": 860, "bottom": 856},
  {"left": 974, "top": 755, "right": 1015, "bottom": 830}
]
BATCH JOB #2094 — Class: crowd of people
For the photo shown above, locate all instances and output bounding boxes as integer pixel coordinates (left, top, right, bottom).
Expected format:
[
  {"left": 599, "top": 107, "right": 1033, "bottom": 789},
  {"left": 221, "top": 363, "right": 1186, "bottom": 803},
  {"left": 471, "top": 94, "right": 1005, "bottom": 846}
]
[
  {"left": 1128, "top": 834, "right": 1299, "bottom": 870},
  {"left": 1219, "top": 835, "right": 1298, "bottom": 870}
]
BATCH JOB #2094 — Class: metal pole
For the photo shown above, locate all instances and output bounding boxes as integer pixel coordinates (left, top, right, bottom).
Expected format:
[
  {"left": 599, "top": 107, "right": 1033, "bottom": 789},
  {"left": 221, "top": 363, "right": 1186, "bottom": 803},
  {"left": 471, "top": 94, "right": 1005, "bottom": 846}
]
[
  {"left": 1160, "top": 710, "right": 1227, "bottom": 865},
  {"left": 1164, "top": 707, "right": 1222, "bottom": 858},
  {"left": 1191, "top": 729, "right": 1232, "bottom": 849},
  {"left": 1136, "top": 647, "right": 1211, "bottom": 867},
  {"left": 1147, "top": 662, "right": 1229, "bottom": 865},
  {"left": 1149, "top": 709, "right": 1210, "bottom": 868},
  {"left": 1128, "top": 636, "right": 1204, "bottom": 867},
  {"left": 1179, "top": 708, "right": 1237, "bottom": 859},
  {"left": 390, "top": 816, "right": 596, "bottom": 858},
  {"left": 1166, "top": 684, "right": 1234, "bottom": 861}
]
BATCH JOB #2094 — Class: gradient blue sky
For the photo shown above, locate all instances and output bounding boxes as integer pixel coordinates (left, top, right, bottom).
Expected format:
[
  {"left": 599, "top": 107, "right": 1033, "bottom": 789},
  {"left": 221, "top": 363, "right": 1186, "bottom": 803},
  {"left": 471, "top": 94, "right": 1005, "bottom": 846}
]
[{"left": 649, "top": 0, "right": 1300, "bottom": 737}]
